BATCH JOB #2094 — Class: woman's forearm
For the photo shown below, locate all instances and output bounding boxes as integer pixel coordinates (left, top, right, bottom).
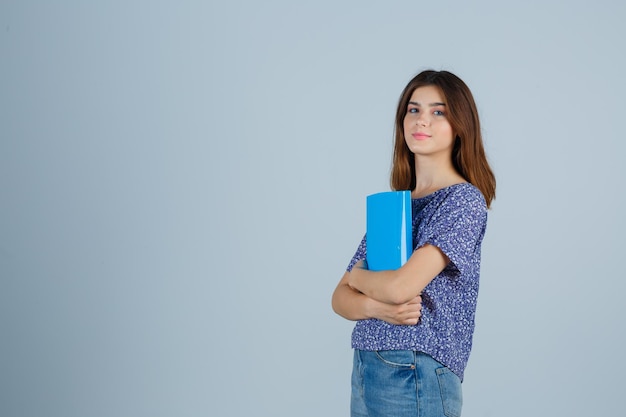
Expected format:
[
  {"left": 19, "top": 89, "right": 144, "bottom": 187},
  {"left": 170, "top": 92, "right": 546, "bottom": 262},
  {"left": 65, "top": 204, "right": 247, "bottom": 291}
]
[
  {"left": 348, "top": 267, "right": 407, "bottom": 305},
  {"left": 332, "top": 271, "right": 423, "bottom": 325},
  {"left": 349, "top": 245, "right": 450, "bottom": 305}
]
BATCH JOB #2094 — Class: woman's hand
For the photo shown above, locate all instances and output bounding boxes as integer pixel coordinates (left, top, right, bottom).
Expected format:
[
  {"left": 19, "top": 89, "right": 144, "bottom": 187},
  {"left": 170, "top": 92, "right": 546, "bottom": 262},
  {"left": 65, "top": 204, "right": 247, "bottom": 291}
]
[
  {"left": 370, "top": 295, "right": 422, "bottom": 325},
  {"left": 347, "top": 260, "right": 367, "bottom": 290}
]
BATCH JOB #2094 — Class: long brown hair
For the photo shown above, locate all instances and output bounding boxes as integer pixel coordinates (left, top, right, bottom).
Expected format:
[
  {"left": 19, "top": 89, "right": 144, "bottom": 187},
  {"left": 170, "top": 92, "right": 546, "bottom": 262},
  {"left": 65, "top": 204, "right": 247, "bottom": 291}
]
[{"left": 390, "top": 70, "right": 496, "bottom": 208}]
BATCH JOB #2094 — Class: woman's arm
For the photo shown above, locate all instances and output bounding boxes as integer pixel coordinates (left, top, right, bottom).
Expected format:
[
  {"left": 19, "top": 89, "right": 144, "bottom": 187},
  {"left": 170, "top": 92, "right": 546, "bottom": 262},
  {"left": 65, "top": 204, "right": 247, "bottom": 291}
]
[
  {"left": 332, "top": 271, "right": 422, "bottom": 325},
  {"left": 348, "top": 244, "right": 449, "bottom": 305}
]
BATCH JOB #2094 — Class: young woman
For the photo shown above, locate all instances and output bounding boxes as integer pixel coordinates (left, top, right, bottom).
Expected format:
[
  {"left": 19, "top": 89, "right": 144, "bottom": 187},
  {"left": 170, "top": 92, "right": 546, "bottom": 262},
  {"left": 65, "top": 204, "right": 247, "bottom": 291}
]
[{"left": 332, "top": 70, "right": 496, "bottom": 417}]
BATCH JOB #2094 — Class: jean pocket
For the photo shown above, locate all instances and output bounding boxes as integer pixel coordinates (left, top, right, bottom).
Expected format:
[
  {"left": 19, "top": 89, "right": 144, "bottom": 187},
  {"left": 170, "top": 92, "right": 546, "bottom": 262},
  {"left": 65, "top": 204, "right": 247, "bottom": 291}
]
[
  {"left": 436, "top": 367, "right": 463, "bottom": 417},
  {"left": 373, "top": 350, "right": 415, "bottom": 368}
]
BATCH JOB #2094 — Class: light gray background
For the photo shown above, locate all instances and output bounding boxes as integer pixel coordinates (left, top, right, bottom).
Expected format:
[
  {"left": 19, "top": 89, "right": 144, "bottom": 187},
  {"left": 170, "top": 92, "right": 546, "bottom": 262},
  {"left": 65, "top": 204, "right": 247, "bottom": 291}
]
[{"left": 1, "top": 1, "right": 625, "bottom": 416}]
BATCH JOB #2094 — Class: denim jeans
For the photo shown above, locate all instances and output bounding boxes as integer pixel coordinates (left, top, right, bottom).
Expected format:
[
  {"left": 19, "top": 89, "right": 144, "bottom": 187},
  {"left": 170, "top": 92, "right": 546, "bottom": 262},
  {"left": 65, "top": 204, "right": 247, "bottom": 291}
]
[{"left": 351, "top": 350, "right": 463, "bottom": 417}]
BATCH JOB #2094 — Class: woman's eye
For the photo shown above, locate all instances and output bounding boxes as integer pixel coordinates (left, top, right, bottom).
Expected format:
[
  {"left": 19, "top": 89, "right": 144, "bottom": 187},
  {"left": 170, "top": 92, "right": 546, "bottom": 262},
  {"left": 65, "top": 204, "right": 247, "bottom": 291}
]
[
  {"left": 408, "top": 108, "right": 418, "bottom": 114},
  {"left": 433, "top": 110, "right": 445, "bottom": 116}
]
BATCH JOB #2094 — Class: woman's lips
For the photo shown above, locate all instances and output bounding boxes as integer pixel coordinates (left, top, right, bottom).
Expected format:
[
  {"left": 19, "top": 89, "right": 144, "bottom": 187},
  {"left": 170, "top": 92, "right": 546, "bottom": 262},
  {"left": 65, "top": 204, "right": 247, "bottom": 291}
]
[{"left": 412, "top": 132, "right": 430, "bottom": 139}]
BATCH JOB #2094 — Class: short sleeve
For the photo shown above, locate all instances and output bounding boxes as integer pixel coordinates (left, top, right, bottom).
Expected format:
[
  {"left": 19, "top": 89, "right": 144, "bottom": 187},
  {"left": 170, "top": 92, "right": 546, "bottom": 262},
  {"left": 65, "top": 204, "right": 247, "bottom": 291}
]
[
  {"left": 420, "top": 188, "right": 487, "bottom": 276},
  {"left": 346, "top": 235, "right": 367, "bottom": 272}
]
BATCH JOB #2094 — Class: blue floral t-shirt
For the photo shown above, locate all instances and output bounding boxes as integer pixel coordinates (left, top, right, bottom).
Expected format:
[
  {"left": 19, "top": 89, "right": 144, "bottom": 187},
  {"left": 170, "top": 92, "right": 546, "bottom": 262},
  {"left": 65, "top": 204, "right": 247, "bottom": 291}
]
[{"left": 347, "top": 183, "right": 488, "bottom": 381}]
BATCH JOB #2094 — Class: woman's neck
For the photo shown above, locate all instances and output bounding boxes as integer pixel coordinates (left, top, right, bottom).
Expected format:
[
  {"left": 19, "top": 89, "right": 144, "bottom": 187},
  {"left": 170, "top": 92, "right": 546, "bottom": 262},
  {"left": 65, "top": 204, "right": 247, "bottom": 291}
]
[{"left": 411, "top": 154, "right": 466, "bottom": 199}]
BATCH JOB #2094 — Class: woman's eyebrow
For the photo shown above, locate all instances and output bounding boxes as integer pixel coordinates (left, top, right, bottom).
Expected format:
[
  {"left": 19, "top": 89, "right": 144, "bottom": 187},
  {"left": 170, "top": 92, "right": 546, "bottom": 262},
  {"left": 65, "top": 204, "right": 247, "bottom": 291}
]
[{"left": 408, "top": 101, "right": 446, "bottom": 107}]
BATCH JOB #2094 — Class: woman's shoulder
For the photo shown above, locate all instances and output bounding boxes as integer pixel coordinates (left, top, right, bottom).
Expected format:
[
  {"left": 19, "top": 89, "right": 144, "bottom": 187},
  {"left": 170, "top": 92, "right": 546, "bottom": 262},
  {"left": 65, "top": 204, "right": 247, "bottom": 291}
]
[
  {"left": 412, "top": 183, "right": 487, "bottom": 219},
  {"left": 435, "top": 182, "right": 483, "bottom": 200},
  {"left": 434, "top": 183, "right": 487, "bottom": 212},
  {"left": 451, "top": 182, "right": 484, "bottom": 198}
]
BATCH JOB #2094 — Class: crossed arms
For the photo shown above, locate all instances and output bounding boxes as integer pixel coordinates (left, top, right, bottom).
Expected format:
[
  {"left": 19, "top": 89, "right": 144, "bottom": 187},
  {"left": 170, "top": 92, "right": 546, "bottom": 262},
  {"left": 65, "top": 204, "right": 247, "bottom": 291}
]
[{"left": 331, "top": 244, "right": 449, "bottom": 325}]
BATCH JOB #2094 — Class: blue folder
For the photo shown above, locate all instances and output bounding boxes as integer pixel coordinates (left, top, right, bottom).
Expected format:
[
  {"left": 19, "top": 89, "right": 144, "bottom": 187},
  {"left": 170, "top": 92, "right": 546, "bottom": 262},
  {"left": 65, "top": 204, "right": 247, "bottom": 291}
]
[{"left": 366, "top": 191, "right": 413, "bottom": 271}]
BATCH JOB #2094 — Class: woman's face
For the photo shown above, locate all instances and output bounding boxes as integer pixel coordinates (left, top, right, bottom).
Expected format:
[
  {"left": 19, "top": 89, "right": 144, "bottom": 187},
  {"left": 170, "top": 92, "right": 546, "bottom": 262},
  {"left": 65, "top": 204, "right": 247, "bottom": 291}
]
[{"left": 403, "top": 85, "right": 455, "bottom": 158}]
